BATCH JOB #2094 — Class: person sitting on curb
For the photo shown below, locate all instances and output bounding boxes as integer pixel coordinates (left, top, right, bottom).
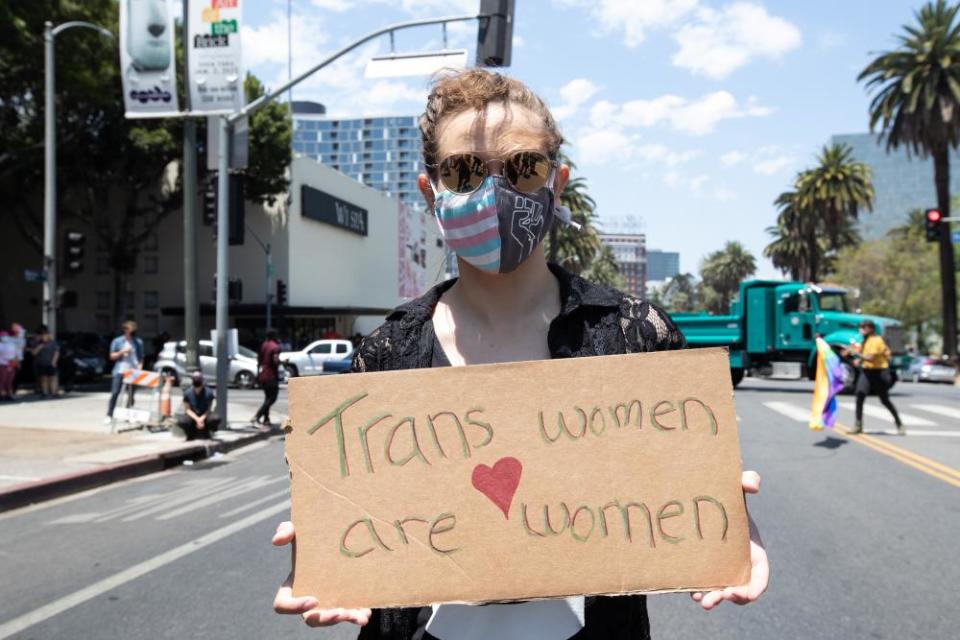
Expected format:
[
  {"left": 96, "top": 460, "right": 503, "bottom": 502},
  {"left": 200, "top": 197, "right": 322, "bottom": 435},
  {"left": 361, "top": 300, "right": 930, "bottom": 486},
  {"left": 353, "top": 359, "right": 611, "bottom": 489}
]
[{"left": 177, "top": 372, "right": 220, "bottom": 441}]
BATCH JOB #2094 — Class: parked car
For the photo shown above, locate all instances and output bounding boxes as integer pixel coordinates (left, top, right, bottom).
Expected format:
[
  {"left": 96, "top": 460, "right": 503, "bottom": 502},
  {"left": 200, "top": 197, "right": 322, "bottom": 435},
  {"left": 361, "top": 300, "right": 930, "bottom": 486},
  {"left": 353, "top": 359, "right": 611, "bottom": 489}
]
[
  {"left": 152, "top": 340, "right": 279, "bottom": 388},
  {"left": 906, "top": 356, "right": 957, "bottom": 384},
  {"left": 322, "top": 353, "right": 354, "bottom": 374},
  {"left": 281, "top": 339, "right": 353, "bottom": 377},
  {"left": 58, "top": 332, "right": 109, "bottom": 384}
]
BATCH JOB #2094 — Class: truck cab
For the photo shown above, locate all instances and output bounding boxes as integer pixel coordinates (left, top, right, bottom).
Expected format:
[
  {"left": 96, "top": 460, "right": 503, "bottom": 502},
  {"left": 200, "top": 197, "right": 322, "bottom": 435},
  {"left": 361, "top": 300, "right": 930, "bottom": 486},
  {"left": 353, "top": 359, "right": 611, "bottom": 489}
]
[{"left": 672, "top": 280, "right": 906, "bottom": 387}]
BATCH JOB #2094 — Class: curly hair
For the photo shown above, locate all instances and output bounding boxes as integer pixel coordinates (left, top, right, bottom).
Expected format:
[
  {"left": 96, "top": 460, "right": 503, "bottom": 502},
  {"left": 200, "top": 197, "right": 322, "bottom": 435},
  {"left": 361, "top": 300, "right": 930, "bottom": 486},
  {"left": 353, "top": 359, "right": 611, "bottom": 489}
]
[{"left": 418, "top": 69, "right": 563, "bottom": 180}]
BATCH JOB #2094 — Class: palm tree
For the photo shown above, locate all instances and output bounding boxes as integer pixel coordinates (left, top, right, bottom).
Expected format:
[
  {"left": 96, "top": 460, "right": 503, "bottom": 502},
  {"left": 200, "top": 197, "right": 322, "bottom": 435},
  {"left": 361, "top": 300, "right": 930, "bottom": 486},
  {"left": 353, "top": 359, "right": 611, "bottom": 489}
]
[
  {"left": 584, "top": 244, "right": 626, "bottom": 289},
  {"left": 700, "top": 241, "right": 757, "bottom": 314},
  {"left": 550, "top": 150, "right": 601, "bottom": 273},
  {"left": 795, "top": 143, "right": 874, "bottom": 248},
  {"left": 660, "top": 273, "right": 700, "bottom": 312},
  {"left": 764, "top": 190, "right": 810, "bottom": 280},
  {"left": 859, "top": 0, "right": 960, "bottom": 358}
]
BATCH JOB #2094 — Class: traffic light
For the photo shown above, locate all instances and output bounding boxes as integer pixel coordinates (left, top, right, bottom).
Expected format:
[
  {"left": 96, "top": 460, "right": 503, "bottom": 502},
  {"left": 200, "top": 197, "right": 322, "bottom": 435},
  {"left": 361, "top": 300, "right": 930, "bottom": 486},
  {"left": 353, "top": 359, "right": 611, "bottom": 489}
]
[
  {"left": 228, "top": 278, "right": 243, "bottom": 302},
  {"left": 229, "top": 174, "right": 245, "bottom": 246},
  {"left": 925, "top": 208, "right": 942, "bottom": 242},
  {"left": 276, "top": 280, "right": 287, "bottom": 306},
  {"left": 476, "top": 0, "right": 514, "bottom": 67},
  {"left": 203, "top": 179, "right": 216, "bottom": 226},
  {"left": 63, "top": 230, "right": 86, "bottom": 274}
]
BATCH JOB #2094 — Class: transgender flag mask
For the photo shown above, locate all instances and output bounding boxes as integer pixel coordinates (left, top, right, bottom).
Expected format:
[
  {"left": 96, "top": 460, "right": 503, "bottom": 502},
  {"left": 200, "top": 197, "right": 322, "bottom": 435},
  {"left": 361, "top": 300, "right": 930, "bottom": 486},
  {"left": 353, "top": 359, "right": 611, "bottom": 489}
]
[{"left": 433, "top": 175, "right": 571, "bottom": 274}]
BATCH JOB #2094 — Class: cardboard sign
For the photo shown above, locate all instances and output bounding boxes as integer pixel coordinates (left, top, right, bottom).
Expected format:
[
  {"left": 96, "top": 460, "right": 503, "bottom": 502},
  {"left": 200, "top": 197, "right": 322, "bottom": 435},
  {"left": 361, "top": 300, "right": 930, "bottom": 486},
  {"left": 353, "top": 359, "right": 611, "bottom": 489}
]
[{"left": 285, "top": 347, "right": 751, "bottom": 608}]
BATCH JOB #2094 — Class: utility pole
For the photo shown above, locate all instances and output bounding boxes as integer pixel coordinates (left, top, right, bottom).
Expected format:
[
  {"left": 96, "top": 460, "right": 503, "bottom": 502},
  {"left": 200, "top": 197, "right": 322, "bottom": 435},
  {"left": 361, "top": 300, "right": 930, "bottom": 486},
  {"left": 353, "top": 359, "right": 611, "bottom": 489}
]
[
  {"left": 213, "top": 11, "right": 503, "bottom": 425},
  {"left": 182, "top": 0, "right": 200, "bottom": 373},
  {"left": 246, "top": 224, "right": 273, "bottom": 331},
  {"left": 43, "top": 21, "right": 113, "bottom": 340}
]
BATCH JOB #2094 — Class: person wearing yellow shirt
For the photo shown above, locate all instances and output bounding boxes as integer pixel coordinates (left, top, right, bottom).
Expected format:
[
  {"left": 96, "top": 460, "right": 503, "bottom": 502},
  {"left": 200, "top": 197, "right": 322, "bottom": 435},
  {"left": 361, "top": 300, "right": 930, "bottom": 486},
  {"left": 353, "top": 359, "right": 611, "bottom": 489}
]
[{"left": 848, "top": 320, "right": 903, "bottom": 435}]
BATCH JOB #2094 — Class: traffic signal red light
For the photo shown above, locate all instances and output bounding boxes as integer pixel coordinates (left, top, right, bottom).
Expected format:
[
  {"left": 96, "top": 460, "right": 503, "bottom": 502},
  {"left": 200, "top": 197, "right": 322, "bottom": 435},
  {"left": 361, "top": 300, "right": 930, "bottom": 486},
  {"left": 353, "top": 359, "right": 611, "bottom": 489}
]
[{"left": 925, "top": 208, "right": 943, "bottom": 242}]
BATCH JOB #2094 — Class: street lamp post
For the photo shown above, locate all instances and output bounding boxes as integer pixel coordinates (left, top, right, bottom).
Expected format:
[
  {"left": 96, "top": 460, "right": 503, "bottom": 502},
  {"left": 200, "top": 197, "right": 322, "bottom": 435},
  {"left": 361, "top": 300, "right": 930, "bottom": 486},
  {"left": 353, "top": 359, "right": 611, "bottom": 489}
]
[{"left": 43, "top": 20, "right": 113, "bottom": 339}]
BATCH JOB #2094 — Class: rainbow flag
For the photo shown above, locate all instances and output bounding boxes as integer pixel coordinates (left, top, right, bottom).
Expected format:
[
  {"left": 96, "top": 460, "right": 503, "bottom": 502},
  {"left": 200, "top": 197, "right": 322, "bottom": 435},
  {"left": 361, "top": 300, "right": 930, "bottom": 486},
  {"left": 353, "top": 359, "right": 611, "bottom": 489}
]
[{"left": 810, "top": 338, "right": 845, "bottom": 430}]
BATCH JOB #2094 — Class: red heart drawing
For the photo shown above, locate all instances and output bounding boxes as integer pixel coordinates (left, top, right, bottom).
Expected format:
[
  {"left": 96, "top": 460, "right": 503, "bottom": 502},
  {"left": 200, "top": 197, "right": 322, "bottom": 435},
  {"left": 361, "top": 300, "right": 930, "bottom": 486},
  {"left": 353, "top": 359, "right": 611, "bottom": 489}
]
[{"left": 471, "top": 457, "right": 522, "bottom": 519}]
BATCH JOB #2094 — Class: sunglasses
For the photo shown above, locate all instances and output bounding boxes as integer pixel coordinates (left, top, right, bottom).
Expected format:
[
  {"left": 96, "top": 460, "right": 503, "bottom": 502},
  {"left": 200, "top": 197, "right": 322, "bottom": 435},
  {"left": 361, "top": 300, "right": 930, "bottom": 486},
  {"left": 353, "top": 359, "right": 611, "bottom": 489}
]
[{"left": 435, "top": 150, "right": 556, "bottom": 195}]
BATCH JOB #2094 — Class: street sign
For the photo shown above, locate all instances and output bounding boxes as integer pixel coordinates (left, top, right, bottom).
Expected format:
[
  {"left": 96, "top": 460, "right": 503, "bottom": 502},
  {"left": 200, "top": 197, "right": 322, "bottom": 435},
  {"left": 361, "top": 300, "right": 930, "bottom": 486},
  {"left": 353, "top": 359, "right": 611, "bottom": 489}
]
[
  {"left": 952, "top": 230, "right": 960, "bottom": 244},
  {"left": 24, "top": 269, "right": 47, "bottom": 283}
]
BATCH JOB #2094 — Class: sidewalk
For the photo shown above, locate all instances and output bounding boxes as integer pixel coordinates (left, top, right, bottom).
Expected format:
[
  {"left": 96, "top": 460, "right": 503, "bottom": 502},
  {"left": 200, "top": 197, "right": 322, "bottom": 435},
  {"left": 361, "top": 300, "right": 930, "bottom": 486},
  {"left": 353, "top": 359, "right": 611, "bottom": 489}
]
[{"left": 0, "top": 391, "right": 282, "bottom": 512}]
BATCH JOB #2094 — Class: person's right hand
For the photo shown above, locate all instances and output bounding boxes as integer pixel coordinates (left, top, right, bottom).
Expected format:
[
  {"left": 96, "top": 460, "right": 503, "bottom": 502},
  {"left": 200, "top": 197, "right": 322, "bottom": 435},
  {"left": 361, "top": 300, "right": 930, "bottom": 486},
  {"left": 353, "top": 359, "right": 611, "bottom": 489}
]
[{"left": 272, "top": 521, "right": 372, "bottom": 628}]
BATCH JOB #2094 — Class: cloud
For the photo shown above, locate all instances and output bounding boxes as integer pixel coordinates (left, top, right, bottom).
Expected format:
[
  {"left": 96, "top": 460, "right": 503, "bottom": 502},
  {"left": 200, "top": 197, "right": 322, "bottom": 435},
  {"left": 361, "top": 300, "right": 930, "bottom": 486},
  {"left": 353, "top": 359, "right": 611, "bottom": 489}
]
[
  {"left": 552, "top": 78, "right": 601, "bottom": 121},
  {"left": 576, "top": 128, "right": 641, "bottom": 165},
  {"left": 311, "top": 0, "right": 353, "bottom": 11},
  {"left": 555, "top": 0, "right": 699, "bottom": 47},
  {"left": 720, "top": 150, "right": 745, "bottom": 167},
  {"left": 753, "top": 155, "right": 793, "bottom": 175},
  {"left": 590, "top": 91, "right": 772, "bottom": 136},
  {"left": 672, "top": 3, "right": 802, "bottom": 79}
]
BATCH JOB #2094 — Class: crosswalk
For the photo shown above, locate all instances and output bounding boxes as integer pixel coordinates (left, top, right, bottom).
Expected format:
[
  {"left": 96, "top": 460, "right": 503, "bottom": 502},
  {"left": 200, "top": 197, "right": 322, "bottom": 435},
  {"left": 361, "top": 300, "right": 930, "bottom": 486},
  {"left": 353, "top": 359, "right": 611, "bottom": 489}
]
[
  {"left": 48, "top": 474, "right": 288, "bottom": 525},
  {"left": 762, "top": 398, "right": 960, "bottom": 436}
]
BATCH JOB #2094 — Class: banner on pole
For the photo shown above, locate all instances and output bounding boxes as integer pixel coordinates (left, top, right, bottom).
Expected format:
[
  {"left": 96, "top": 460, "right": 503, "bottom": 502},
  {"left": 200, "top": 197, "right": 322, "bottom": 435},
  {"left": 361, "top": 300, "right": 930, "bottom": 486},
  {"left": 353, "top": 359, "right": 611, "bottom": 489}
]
[
  {"left": 188, "top": 0, "right": 245, "bottom": 115},
  {"left": 119, "top": 0, "right": 180, "bottom": 118},
  {"left": 398, "top": 202, "right": 427, "bottom": 298}
]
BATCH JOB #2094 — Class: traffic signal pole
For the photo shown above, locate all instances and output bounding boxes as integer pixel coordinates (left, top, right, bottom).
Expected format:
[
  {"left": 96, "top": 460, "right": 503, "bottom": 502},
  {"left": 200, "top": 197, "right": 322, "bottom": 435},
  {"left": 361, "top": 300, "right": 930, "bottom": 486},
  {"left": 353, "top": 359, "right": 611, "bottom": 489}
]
[
  {"left": 183, "top": 2, "right": 200, "bottom": 373},
  {"left": 212, "top": 12, "right": 493, "bottom": 425}
]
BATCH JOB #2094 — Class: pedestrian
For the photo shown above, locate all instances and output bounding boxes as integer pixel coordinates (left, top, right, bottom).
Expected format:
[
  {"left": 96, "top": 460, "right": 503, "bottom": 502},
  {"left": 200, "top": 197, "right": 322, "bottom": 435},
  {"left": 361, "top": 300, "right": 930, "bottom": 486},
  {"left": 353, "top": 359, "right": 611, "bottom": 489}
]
[
  {"left": 847, "top": 319, "right": 903, "bottom": 435},
  {"left": 271, "top": 69, "right": 769, "bottom": 637},
  {"left": 9, "top": 323, "right": 27, "bottom": 395},
  {"left": 105, "top": 320, "right": 144, "bottom": 424},
  {"left": 32, "top": 326, "right": 59, "bottom": 398},
  {"left": 0, "top": 330, "right": 16, "bottom": 400},
  {"left": 252, "top": 329, "right": 281, "bottom": 426},
  {"left": 177, "top": 371, "right": 220, "bottom": 440}
]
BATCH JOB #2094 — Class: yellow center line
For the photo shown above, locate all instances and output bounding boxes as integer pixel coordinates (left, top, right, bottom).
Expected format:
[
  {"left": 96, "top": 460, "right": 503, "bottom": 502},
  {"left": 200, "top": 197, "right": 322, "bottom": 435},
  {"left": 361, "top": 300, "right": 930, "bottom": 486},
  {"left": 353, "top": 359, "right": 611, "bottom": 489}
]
[{"left": 834, "top": 422, "right": 960, "bottom": 488}]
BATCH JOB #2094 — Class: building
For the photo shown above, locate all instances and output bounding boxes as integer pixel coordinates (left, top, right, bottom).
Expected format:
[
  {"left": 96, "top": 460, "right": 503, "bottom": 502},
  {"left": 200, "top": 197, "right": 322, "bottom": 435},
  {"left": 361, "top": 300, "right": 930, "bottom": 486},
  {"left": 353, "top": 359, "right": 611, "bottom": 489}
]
[
  {"left": 646, "top": 250, "right": 680, "bottom": 282},
  {"left": 831, "top": 132, "right": 960, "bottom": 238},
  {"left": 291, "top": 101, "right": 424, "bottom": 207},
  {"left": 0, "top": 157, "right": 444, "bottom": 353},
  {"left": 599, "top": 233, "right": 646, "bottom": 298}
]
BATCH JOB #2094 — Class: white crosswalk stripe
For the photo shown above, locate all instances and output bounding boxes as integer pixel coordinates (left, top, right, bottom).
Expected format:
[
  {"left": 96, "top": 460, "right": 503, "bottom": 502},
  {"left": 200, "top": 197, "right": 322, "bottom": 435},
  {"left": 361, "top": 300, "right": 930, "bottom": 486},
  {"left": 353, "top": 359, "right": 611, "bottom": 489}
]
[
  {"left": 762, "top": 399, "right": 960, "bottom": 436},
  {"left": 837, "top": 402, "right": 936, "bottom": 426},
  {"left": 762, "top": 401, "right": 810, "bottom": 423},
  {"left": 911, "top": 404, "right": 960, "bottom": 422}
]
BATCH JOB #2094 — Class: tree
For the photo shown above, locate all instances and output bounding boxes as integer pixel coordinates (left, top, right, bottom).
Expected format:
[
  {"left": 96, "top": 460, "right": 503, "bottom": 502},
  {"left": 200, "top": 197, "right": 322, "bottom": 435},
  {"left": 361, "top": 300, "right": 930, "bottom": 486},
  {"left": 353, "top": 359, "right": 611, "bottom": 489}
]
[
  {"left": 658, "top": 273, "right": 700, "bottom": 312},
  {"left": 859, "top": 0, "right": 960, "bottom": 358},
  {"left": 831, "top": 209, "right": 942, "bottom": 351},
  {"left": 548, "top": 150, "right": 601, "bottom": 274},
  {"left": 583, "top": 244, "right": 625, "bottom": 290},
  {"left": 700, "top": 241, "right": 757, "bottom": 314},
  {"left": 764, "top": 147, "right": 868, "bottom": 283},
  {"left": 0, "top": 1, "right": 291, "bottom": 326}
]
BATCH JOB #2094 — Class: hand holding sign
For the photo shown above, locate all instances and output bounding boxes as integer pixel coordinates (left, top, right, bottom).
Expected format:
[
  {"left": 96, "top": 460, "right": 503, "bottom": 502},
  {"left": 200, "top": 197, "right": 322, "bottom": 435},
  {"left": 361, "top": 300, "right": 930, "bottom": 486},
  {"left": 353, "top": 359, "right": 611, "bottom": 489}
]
[{"left": 283, "top": 348, "right": 758, "bottom": 609}]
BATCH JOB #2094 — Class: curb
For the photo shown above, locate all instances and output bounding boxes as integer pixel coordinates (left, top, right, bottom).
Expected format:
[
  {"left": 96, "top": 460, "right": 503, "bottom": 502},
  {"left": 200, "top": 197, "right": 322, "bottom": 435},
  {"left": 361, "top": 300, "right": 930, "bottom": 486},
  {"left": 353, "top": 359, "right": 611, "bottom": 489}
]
[{"left": 0, "top": 427, "right": 280, "bottom": 513}]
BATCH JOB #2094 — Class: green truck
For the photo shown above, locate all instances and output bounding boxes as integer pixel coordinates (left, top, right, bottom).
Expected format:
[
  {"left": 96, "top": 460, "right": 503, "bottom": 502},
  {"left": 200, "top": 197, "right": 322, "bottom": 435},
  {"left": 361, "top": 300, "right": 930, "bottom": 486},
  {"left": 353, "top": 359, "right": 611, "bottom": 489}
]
[{"left": 670, "top": 280, "right": 907, "bottom": 388}]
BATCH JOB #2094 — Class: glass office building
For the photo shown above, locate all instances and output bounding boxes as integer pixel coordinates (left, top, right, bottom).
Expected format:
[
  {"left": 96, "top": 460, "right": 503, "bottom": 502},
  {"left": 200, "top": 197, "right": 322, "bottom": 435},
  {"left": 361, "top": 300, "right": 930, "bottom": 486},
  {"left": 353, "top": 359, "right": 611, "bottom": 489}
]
[
  {"left": 831, "top": 132, "right": 960, "bottom": 239},
  {"left": 646, "top": 250, "right": 680, "bottom": 282},
  {"left": 291, "top": 101, "right": 424, "bottom": 206}
]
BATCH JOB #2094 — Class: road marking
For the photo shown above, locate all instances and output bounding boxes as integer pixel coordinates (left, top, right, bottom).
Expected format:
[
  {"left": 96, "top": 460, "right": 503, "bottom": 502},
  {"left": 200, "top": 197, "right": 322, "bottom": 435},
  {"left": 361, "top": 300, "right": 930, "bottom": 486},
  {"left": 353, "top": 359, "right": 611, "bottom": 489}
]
[
  {"left": 855, "top": 429, "right": 960, "bottom": 437},
  {"left": 837, "top": 402, "right": 936, "bottom": 426},
  {"left": 762, "top": 401, "right": 810, "bottom": 423},
  {"left": 834, "top": 423, "right": 960, "bottom": 488},
  {"left": 220, "top": 487, "right": 290, "bottom": 518},
  {"left": 155, "top": 475, "right": 286, "bottom": 520},
  {"left": 0, "top": 500, "right": 290, "bottom": 640},
  {"left": 911, "top": 404, "right": 960, "bottom": 422}
]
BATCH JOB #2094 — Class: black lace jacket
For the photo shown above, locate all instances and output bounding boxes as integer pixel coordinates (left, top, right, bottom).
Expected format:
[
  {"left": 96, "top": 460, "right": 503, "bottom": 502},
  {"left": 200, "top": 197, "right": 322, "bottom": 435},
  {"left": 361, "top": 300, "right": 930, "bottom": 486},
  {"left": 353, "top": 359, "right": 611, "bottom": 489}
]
[{"left": 352, "top": 263, "right": 686, "bottom": 640}]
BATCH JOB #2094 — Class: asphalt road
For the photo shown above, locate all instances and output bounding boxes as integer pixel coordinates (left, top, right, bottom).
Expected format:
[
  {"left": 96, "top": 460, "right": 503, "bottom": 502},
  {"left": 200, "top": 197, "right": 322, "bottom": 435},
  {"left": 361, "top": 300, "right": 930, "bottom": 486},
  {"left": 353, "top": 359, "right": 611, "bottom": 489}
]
[{"left": 0, "top": 377, "right": 957, "bottom": 640}]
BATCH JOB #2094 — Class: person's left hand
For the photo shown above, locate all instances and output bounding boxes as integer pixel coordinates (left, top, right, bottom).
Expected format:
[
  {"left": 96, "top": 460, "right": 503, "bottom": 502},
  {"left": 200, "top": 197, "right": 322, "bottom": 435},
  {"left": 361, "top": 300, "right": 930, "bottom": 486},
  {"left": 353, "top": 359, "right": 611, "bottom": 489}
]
[{"left": 690, "top": 470, "right": 768, "bottom": 610}]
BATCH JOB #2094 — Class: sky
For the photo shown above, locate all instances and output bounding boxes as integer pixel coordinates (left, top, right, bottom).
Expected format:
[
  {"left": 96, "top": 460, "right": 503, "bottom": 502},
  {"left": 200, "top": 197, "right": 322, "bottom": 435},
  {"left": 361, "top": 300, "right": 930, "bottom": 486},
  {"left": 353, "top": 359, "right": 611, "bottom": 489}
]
[{"left": 240, "top": 0, "right": 929, "bottom": 277}]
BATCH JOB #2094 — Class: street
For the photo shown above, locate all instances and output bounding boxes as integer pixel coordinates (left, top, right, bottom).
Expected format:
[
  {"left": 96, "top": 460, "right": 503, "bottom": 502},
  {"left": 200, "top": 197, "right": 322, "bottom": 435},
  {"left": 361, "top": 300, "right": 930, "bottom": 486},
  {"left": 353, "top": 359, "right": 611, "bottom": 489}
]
[{"left": 0, "top": 378, "right": 956, "bottom": 639}]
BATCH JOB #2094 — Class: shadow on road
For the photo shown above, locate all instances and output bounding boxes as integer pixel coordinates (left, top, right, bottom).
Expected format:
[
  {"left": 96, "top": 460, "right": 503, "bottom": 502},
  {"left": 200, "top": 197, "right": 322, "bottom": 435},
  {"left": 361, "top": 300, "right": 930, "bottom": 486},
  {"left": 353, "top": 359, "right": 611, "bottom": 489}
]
[{"left": 813, "top": 436, "right": 847, "bottom": 450}]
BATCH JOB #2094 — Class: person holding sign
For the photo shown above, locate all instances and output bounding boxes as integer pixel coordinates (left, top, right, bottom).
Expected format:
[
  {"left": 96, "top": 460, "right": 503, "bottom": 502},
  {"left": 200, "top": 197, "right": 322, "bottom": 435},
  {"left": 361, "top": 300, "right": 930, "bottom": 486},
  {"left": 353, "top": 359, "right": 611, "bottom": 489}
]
[{"left": 272, "top": 69, "right": 769, "bottom": 638}]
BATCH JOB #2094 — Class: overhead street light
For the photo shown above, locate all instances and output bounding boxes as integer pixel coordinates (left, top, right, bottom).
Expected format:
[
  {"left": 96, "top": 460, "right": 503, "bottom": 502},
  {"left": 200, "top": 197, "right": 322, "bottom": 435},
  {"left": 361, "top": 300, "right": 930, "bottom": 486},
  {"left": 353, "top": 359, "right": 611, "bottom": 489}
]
[{"left": 43, "top": 20, "right": 114, "bottom": 339}]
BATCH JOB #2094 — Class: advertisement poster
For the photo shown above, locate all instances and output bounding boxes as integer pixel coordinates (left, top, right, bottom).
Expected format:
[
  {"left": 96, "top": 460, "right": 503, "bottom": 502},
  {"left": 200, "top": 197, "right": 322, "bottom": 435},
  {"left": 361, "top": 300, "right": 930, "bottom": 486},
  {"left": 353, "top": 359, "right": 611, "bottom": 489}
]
[
  {"left": 119, "top": 0, "right": 179, "bottom": 117},
  {"left": 398, "top": 202, "right": 427, "bottom": 298},
  {"left": 188, "top": 0, "right": 245, "bottom": 114}
]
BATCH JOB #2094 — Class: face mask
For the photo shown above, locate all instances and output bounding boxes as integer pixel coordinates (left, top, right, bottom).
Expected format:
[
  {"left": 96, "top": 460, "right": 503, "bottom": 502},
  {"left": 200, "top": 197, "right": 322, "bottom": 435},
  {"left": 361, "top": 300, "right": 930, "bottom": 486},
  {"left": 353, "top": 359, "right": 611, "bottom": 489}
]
[{"left": 433, "top": 175, "right": 573, "bottom": 274}]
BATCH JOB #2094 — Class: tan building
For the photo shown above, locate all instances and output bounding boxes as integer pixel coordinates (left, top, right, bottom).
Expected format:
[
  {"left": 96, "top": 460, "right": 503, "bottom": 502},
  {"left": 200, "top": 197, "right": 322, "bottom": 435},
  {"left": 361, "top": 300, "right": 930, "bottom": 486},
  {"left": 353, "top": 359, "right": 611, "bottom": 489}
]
[{"left": 1, "top": 156, "right": 445, "bottom": 351}]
